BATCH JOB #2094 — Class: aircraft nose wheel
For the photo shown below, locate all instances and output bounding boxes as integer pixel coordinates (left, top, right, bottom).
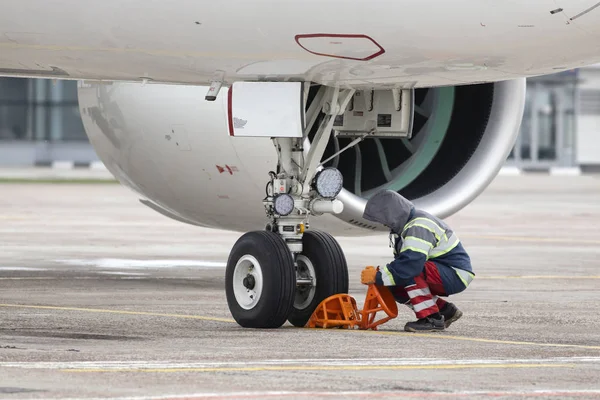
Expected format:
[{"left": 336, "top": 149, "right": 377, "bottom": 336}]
[
  {"left": 226, "top": 231, "right": 296, "bottom": 328},
  {"left": 287, "top": 230, "right": 349, "bottom": 327}
]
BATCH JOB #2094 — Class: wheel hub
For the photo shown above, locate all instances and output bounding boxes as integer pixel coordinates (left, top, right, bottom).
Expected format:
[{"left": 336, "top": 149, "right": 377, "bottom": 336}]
[
  {"left": 243, "top": 274, "right": 256, "bottom": 290},
  {"left": 294, "top": 255, "right": 317, "bottom": 310},
  {"left": 233, "top": 255, "right": 263, "bottom": 310}
]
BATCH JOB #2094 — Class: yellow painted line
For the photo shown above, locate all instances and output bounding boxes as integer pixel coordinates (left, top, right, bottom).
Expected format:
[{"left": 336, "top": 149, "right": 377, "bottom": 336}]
[
  {"left": 462, "top": 234, "right": 600, "bottom": 245},
  {"left": 64, "top": 363, "right": 574, "bottom": 374},
  {"left": 2, "top": 303, "right": 600, "bottom": 351},
  {"left": 476, "top": 275, "right": 600, "bottom": 280},
  {"left": 0, "top": 304, "right": 235, "bottom": 323},
  {"left": 355, "top": 330, "right": 600, "bottom": 350}
]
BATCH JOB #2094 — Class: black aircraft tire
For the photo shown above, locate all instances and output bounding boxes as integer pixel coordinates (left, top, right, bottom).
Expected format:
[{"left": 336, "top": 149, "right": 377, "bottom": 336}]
[
  {"left": 225, "top": 231, "right": 296, "bottom": 328},
  {"left": 287, "top": 230, "right": 349, "bottom": 327}
]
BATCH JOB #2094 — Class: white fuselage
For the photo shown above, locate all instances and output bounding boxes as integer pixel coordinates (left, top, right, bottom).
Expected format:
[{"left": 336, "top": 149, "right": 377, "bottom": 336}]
[
  {"left": 1, "top": 1, "right": 596, "bottom": 235},
  {"left": 1, "top": 1, "right": 600, "bottom": 88}
]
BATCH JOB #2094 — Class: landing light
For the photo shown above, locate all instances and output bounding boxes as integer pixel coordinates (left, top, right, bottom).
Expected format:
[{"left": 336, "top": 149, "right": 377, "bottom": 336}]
[
  {"left": 274, "top": 194, "right": 295, "bottom": 216},
  {"left": 314, "top": 167, "right": 344, "bottom": 199}
]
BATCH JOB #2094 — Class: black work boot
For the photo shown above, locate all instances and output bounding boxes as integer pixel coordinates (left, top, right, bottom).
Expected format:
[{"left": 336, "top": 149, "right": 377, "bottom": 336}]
[
  {"left": 439, "top": 302, "right": 463, "bottom": 328},
  {"left": 404, "top": 314, "right": 445, "bottom": 332}
]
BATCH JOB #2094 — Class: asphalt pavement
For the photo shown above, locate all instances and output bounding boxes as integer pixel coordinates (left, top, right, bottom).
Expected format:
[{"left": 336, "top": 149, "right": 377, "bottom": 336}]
[{"left": 1, "top": 175, "right": 600, "bottom": 399}]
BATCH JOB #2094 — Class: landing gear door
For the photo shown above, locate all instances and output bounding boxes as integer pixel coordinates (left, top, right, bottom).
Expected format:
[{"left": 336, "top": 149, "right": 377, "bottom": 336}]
[{"left": 227, "top": 82, "right": 305, "bottom": 138}]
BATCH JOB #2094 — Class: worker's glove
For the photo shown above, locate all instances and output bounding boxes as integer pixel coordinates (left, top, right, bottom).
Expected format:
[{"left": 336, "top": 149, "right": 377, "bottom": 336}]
[{"left": 361, "top": 266, "right": 378, "bottom": 285}]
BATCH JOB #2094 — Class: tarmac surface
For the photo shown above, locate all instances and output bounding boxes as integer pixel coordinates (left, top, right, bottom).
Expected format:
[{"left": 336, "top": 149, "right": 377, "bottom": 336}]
[{"left": 1, "top": 175, "right": 600, "bottom": 399}]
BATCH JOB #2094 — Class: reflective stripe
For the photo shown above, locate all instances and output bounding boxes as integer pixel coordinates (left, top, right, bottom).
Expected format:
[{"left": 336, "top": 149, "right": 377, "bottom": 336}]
[
  {"left": 430, "top": 233, "right": 460, "bottom": 257},
  {"left": 381, "top": 265, "right": 396, "bottom": 286},
  {"left": 407, "top": 288, "right": 432, "bottom": 298},
  {"left": 402, "top": 236, "right": 434, "bottom": 255},
  {"left": 403, "top": 218, "right": 445, "bottom": 240},
  {"left": 403, "top": 223, "right": 442, "bottom": 241},
  {"left": 453, "top": 267, "right": 475, "bottom": 287},
  {"left": 400, "top": 246, "right": 430, "bottom": 256},
  {"left": 413, "top": 299, "right": 437, "bottom": 312}
]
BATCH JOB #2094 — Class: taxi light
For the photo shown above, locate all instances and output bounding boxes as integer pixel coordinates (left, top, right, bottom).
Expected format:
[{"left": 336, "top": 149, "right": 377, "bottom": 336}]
[
  {"left": 274, "top": 194, "right": 294, "bottom": 216},
  {"left": 314, "top": 167, "right": 344, "bottom": 199}
]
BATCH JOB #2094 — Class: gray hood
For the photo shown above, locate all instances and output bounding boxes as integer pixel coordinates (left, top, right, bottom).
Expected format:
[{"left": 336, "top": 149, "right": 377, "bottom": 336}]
[{"left": 362, "top": 190, "right": 415, "bottom": 233}]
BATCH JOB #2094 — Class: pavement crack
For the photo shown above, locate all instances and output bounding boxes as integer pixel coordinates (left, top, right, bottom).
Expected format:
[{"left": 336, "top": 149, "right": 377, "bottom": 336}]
[
  {"left": 2, "top": 330, "right": 145, "bottom": 341},
  {"left": 387, "top": 386, "right": 443, "bottom": 393},
  {"left": 0, "top": 387, "right": 41, "bottom": 394}
]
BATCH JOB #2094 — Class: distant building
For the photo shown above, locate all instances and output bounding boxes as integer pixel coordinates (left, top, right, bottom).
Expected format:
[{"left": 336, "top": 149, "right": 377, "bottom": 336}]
[
  {"left": 505, "top": 67, "right": 600, "bottom": 173},
  {"left": 1, "top": 69, "right": 600, "bottom": 170}
]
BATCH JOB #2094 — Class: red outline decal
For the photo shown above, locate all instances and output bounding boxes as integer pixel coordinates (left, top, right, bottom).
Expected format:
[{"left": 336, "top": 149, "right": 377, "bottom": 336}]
[
  {"left": 227, "top": 85, "right": 234, "bottom": 136},
  {"left": 294, "top": 34, "right": 385, "bottom": 61}
]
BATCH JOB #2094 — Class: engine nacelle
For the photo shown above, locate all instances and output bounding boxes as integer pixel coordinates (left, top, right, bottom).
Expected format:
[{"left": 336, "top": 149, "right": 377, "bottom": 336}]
[{"left": 78, "top": 79, "right": 525, "bottom": 235}]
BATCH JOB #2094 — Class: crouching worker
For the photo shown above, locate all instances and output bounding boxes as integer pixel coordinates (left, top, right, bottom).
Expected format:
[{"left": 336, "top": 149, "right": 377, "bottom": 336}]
[{"left": 361, "top": 190, "right": 474, "bottom": 332}]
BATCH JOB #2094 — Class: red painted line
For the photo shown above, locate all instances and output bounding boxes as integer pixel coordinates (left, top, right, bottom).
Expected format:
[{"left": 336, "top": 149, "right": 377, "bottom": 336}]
[
  {"left": 159, "top": 393, "right": 600, "bottom": 400},
  {"left": 295, "top": 33, "right": 385, "bottom": 61},
  {"left": 227, "top": 86, "right": 234, "bottom": 137}
]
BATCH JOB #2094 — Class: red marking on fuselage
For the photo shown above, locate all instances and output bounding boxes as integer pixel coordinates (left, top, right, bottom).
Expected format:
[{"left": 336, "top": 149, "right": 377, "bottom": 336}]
[
  {"left": 294, "top": 33, "right": 385, "bottom": 61},
  {"left": 216, "top": 165, "right": 238, "bottom": 175},
  {"left": 227, "top": 86, "right": 234, "bottom": 136}
]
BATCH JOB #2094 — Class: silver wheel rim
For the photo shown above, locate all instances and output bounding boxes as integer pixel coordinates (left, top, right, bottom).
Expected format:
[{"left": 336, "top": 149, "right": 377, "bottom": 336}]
[
  {"left": 294, "top": 255, "right": 317, "bottom": 310},
  {"left": 233, "top": 255, "right": 263, "bottom": 310}
]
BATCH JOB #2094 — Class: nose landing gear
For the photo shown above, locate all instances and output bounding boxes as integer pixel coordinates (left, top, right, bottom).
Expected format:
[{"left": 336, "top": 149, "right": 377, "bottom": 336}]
[{"left": 225, "top": 83, "right": 354, "bottom": 328}]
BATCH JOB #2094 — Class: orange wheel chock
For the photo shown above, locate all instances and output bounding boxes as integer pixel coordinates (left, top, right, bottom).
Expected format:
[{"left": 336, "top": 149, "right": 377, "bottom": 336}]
[
  {"left": 307, "top": 293, "right": 361, "bottom": 329},
  {"left": 359, "top": 284, "right": 398, "bottom": 330},
  {"left": 306, "top": 283, "right": 398, "bottom": 330}
]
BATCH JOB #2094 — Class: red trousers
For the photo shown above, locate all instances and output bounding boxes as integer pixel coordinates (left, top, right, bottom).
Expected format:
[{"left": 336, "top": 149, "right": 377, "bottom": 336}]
[{"left": 390, "top": 261, "right": 448, "bottom": 319}]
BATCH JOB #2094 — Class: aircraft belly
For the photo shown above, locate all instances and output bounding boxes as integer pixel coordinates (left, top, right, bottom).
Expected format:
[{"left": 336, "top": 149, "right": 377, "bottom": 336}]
[{"left": 1, "top": 1, "right": 600, "bottom": 86}]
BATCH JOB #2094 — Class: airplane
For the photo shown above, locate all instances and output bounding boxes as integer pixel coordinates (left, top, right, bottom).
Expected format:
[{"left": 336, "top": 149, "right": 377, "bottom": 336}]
[{"left": 2, "top": 0, "right": 600, "bottom": 329}]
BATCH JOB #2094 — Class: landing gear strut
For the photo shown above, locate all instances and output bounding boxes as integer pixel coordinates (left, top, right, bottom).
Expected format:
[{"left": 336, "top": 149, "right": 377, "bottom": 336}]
[{"left": 226, "top": 85, "right": 356, "bottom": 328}]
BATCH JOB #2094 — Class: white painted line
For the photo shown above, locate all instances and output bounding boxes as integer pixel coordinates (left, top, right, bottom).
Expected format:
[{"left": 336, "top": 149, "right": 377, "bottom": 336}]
[
  {"left": 55, "top": 259, "right": 226, "bottom": 269},
  {"left": 96, "top": 271, "right": 149, "bottom": 276},
  {"left": 2, "top": 356, "right": 599, "bottom": 370},
  {"left": 19, "top": 389, "right": 600, "bottom": 400},
  {"left": 0, "top": 267, "right": 47, "bottom": 271}
]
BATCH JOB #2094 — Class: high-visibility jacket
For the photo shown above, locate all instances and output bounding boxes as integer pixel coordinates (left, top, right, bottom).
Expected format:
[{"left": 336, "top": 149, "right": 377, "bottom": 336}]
[
  {"left": 376, "top": 209, "right": 474, "bottom": 293},
  {"left": 362, "top": 189, "right": 474, "bottom": 293}
]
